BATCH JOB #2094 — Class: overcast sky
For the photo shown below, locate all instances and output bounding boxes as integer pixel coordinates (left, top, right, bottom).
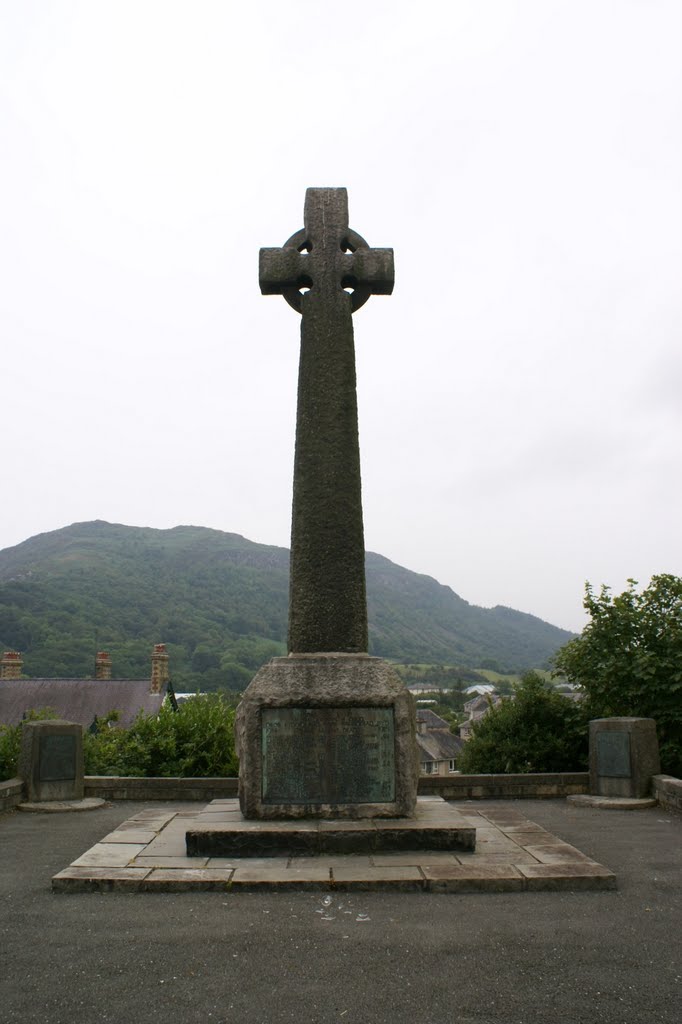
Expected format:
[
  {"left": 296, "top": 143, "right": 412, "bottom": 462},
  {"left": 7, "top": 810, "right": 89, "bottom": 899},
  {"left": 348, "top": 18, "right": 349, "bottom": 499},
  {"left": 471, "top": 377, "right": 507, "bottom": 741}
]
[{"left": 1, "top": 1, "right": 680, "bottom": 633}]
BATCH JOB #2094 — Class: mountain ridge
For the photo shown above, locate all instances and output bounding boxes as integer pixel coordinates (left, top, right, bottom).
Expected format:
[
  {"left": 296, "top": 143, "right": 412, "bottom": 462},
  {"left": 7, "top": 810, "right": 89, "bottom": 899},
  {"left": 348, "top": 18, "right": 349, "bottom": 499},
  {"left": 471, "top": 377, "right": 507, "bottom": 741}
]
[{"left": 0, "top": 521, "right": 574, "bottom": 688}]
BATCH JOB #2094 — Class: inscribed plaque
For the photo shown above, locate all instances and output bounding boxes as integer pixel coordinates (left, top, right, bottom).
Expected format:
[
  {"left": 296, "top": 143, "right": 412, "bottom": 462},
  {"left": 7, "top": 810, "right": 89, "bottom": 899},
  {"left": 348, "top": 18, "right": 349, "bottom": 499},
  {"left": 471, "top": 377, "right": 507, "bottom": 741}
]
[
  {"left": 261, "top": 706, "right": 395, "bottom": 804},
  {"left": 39, "top": 735, "right": 77, "bottom": 782},
  {"left": 596, "top": 731, "right": 631, "bottom": 778}
]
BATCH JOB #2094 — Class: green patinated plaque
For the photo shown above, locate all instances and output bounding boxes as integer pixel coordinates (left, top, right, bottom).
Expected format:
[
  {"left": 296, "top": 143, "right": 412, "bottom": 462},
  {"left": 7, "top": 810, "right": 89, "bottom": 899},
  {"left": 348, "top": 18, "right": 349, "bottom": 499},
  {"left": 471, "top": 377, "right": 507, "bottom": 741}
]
[
  {"left": 39, "top": 735, "right": 77, "bottom": 782},
  {"left": 597, "top": 731, "right": 631, "bottom": 778},
  {"left": 262, "top": 707, "right": 395, "bottom": 804}
]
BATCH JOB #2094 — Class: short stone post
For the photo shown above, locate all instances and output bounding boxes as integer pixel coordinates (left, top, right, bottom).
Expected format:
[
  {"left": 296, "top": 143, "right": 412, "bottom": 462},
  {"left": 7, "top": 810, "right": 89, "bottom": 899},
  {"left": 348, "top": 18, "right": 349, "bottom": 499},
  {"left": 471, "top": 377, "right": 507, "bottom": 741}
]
[
  {"left": 589, "top": 717, "right": 660, "bottom": 799},
  {"left": 19, "top": 720, "right": 84, "bottom": 802}
]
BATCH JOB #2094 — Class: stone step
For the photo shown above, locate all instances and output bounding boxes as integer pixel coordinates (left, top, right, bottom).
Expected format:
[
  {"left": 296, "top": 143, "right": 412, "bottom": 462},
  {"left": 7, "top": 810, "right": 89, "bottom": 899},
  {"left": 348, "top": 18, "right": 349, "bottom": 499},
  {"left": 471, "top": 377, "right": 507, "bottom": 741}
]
[{"left": 185, "top": 797, "right": 476, "bottom": 857}]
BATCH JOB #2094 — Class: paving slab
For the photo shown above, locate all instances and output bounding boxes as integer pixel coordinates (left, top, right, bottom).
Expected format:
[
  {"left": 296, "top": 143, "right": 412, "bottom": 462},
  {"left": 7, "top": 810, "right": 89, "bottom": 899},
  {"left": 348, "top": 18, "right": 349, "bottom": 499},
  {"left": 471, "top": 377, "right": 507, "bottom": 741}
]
[
  {"left": 519, "top": 862, "right": 618, "bottom": 890},
  {"left": 422, "top": 863, "right": 525, "bottom": 893},
  {"left": 70, "top": 842, "right": 148, "bottom": 867},
  {"left": 144, "top": 868, "right": 235, "bottom": 891}
]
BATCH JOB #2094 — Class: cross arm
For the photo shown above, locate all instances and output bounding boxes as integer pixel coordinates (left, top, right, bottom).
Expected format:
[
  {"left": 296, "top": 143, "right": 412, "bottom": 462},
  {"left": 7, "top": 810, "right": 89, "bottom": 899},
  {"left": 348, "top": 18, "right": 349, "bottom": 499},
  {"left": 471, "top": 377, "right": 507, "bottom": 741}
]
[
  {"left": 345, "top": 248, "right": 395, "bottom": 295},
  {"left": 259, "top": 247, "right": 307, "bottom": 295}
]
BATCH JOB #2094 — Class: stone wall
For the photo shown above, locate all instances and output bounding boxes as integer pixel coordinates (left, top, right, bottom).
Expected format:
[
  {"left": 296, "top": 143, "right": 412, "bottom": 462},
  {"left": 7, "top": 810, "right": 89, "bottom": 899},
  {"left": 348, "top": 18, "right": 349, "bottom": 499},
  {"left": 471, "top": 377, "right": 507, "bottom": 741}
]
[
  {"left": 84, "top": 776, "right": 239, "bottom": 801},
  {"left": 0, "top": 778, "right": 23, "bottom": 813},
  {"left": 418, "top": 772, "right": 590, "bottom": 800},
  {"left": 653, "top": 774, "right": 682, "bottom": 814},
  {"left": 4, "top": 772, "right": 681, "bottom": 811},
  {"left": 82, "top": 772, "right": 589, "bottom": 802}
]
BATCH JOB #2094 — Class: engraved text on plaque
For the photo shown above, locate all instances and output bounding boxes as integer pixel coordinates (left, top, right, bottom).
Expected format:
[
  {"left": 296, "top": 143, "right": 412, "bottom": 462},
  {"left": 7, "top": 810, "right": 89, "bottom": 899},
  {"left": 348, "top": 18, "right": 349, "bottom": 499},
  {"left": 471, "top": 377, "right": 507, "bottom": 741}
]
[
  {"left": 39, "top": 735, "right": 77, "bottom": 782},
  {"left": 596, "top": 731, "right": 631, "bottom": 778},
  {"left": 262, "top": 707, "right": 395, "bottom": 804}
]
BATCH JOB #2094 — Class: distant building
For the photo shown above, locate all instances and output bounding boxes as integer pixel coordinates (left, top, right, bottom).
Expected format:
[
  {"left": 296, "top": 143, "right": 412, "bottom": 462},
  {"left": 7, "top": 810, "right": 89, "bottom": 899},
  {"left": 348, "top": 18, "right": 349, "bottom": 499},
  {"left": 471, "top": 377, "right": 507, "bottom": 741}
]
[
  {"left": 407, "top": 684, "right": 446, "bottom": 695},
  {"left": 459, "top": 692, "right": 503, "bottom": 740},
  {"left": 462, "top": 684, "right": 497, "bottom": 697},
  {"left": 416, "top": 708, "right": 464, "bottom": 776},
  {"left": 0, "top": 644, "right": 170, "bottom": 728}
]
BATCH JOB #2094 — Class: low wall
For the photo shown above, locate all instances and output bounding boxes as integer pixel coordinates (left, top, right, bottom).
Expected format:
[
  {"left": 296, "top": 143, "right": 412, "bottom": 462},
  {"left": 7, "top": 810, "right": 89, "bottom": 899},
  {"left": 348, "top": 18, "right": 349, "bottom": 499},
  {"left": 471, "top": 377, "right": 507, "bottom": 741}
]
[
  {"left": 84, "top": 776, "right": 239, "bottom": 801},
  {"left": 653, "top": 774, "right": 682, "bottom": 814},
  {"left": 418, "top": 772, "right": 589, "bottom": 801},
  {"left": 82, "top": 772, "right": 589, "bottom": 802},
  {"left": 5, "top": 772, "right": 681, "bottom": 810},
  {"left": 0, "top": 777, "right": 23, "bottom": 813}
]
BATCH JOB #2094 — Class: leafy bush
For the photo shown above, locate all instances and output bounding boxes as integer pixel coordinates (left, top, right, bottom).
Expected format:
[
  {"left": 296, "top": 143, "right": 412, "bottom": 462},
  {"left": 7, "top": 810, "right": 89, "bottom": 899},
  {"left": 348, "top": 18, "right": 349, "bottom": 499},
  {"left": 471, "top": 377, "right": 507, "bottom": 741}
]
[
  {"left": 0, "top": 707, "right": 61, "bottom": 781},
  {"left": 554, "top": 575, "right": 682, "bottom": 776},
  {"left": 0, "top": 723, "right": 21, "bottom": 781},
  {"left": 457, "top": 673, "right": 590, "bottom": 774},
  {"left": 83, "top": 694, "right": 238, "bottom": 777}
]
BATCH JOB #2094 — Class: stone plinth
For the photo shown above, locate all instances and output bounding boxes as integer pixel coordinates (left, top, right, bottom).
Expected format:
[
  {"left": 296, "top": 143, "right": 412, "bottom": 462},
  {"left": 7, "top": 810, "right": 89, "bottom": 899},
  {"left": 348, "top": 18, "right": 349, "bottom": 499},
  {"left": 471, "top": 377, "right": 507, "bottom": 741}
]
[
  {"left": 19, "top": 720, "right": 84, "bottom": 802},
  {"left": 234, "top": 654, "right": 419, "bottom": 819},
  {"left": 186, "top": 797, "right": 475, "bottom": 857},
  {"left": 589, "top": 717, "right": 660, "bottom": 799}
]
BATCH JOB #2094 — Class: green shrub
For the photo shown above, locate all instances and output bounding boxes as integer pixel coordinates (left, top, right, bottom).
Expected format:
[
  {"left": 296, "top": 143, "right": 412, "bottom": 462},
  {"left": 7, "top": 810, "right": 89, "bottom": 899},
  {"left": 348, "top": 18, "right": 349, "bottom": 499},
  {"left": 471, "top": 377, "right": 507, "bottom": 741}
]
[
  {"left": 457, "top": 673, "right": 590, "bottom": 774},
  {"left": 0, "top": 723, "right": 21, "bottom": 781},
  {"left": 83, "top": 694, "right": 238, "bottom": 777},
  {"left": 554, "top": 575, "right": 682, "bottom": 776}
]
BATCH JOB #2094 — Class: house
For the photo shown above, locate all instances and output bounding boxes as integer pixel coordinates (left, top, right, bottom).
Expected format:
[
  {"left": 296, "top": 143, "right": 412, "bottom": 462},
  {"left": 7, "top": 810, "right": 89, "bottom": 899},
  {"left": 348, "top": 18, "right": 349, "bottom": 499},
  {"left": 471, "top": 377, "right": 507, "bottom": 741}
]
[
  {"left": 459, "top": 692, "right": 503, "bottom": 740},
  {"left": 415, "top": 708, "right": 464, "bottom": 776},
  {"left": 0, "top": 644, "right": 170, "bottom": 729}
]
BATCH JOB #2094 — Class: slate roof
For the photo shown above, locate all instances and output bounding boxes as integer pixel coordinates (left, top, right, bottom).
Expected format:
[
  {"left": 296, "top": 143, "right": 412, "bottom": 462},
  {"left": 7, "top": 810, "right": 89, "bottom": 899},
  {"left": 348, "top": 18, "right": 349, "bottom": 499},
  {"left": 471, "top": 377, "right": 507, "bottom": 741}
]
[
  {"left": 0, "top": 679, "right": 165, "bottom": 729},
  {"left": 416, "top": 728, "right": 464, "bottom": 763},
  {"left": 416, "top": 708, "right": 450, "bottom": 729},
  {"left": 415, "top": 708, "right": 464, "bottom": 763}
]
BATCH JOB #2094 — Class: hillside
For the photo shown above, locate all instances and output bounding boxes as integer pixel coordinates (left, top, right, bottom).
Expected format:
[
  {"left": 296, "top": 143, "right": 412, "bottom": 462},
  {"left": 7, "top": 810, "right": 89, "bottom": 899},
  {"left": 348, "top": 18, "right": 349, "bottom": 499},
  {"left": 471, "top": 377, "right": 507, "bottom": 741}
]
[{"left": 0, "top": 521, "right": 574, "bottom": 689}]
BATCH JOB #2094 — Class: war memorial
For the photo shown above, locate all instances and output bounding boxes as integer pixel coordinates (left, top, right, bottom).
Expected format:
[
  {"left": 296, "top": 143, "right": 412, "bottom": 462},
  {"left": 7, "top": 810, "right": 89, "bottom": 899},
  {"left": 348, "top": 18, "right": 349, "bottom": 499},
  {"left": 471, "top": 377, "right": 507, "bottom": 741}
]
[{"left": 39, "top": 189, "right": 642, "bottom": 895}]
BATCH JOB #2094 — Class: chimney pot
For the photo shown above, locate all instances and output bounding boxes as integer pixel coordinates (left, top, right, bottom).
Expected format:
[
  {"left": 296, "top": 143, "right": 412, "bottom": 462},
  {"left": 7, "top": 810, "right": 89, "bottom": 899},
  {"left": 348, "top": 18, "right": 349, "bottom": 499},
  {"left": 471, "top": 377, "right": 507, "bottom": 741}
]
[
  {"left": 1, "top": 651, "right": 23, "bottom": 680},
  {"left": 95, "top": 651, "right": 112, "bottom": 681},
  {"left": 150, "top": 643, "right": 169, "bottom": 694}
]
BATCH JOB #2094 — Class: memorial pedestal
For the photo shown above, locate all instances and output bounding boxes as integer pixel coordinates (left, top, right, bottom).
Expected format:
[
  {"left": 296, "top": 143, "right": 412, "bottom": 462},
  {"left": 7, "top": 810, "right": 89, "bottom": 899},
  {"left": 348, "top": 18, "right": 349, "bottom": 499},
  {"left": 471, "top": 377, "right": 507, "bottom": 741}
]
[{"left": 234, "top": 654, "right": 420, "bottom": 819}]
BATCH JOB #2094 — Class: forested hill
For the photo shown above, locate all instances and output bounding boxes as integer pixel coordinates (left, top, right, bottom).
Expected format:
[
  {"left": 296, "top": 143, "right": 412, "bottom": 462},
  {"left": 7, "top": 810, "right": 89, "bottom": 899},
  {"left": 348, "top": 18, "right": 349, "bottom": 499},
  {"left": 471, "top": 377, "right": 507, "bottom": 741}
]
[{"left": 0, "top": 521, "right": 574, "bottom": 689}]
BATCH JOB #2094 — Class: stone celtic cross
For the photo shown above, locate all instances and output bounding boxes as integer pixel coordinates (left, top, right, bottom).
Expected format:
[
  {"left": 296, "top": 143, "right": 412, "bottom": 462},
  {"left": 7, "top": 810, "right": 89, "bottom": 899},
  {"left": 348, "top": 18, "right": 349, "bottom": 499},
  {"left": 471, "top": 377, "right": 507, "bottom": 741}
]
[{"left": 259, "top": 188, "right": 394, "bottom": 654}]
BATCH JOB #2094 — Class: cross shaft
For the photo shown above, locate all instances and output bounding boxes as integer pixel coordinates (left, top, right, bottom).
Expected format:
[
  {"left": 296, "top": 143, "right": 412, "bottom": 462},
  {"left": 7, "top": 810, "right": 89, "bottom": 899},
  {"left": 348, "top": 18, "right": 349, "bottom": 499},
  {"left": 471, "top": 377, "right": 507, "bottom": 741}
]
[{"left": 259, "top": 188, "right": 394, "bottom": 654}]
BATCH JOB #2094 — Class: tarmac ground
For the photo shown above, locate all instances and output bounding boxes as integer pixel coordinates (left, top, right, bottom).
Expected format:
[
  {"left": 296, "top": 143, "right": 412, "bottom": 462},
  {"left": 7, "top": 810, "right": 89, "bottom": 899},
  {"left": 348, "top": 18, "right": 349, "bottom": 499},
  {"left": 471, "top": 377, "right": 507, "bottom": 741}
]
[{"left": 1, "top": 797, "right": 680, "bottom": 1024}]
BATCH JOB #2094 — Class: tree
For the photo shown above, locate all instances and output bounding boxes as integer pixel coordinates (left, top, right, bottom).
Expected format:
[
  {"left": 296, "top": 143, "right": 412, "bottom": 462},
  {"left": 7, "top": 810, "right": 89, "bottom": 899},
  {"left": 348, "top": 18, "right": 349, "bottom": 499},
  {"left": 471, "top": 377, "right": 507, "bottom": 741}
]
[
  {"left": 457, "top": 673, "right": 589, "bottom": 774},
  {"left": 554, "top": 575, "right": 682, "bottom": 776}
]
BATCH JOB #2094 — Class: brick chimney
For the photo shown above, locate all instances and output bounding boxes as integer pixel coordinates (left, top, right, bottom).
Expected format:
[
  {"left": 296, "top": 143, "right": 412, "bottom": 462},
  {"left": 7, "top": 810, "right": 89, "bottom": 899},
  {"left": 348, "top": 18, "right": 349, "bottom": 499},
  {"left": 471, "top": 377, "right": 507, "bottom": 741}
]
[
  {"left": 95, "top": 651, "right": 112, "bottom": 680},
  {"left": 1, "top": 651, "right": 23, "bottom": 679},
  {"left": 150, "top": 643, "right": 169, "bottom": 694}
]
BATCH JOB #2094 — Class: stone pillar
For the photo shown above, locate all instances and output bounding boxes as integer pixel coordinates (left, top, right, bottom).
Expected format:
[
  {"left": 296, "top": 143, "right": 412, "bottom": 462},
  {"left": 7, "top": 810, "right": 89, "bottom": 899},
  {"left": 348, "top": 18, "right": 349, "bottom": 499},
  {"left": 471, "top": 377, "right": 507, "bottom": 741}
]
[
  {"left": 589, "top": 717, "right": 661, "bottom": 798},
  {"left": 18, "top": 720, "right": 84, "bottom": 802},
  {"left": 95, "top": 651, "right": 112, "bottom": 680},
  {"left": 1, "top": 651, "right": 23, "bottom": 679},
  {"left": 150, "top": 644, "right": 169, "bottom": 694}
]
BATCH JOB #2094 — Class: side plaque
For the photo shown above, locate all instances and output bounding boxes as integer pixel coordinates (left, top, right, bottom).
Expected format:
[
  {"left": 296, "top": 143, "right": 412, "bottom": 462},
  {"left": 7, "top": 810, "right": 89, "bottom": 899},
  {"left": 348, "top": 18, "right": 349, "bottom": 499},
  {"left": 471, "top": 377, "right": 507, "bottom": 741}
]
[
  {"left": 262, "top": 707, "right": 395, "bottom": 804},
  {"left": 596, "top": 732, "right": 631, "bottom": 778},
  {"left": 39, "top": 735, "right": 77, "bottom": 782}
]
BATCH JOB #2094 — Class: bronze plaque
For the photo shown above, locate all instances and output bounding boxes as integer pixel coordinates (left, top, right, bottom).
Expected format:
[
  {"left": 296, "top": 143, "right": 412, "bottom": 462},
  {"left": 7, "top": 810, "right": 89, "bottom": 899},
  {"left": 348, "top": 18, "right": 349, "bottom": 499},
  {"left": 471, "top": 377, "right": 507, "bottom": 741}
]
[
  {"left": 597, "top": 731, "right": 631, "bottom": 778},
  {"left": 261, "top": 707, "right": 395, "bottom": 804},
  {"left": 39, "top": 735, "right": 77, "bottom": 782}
]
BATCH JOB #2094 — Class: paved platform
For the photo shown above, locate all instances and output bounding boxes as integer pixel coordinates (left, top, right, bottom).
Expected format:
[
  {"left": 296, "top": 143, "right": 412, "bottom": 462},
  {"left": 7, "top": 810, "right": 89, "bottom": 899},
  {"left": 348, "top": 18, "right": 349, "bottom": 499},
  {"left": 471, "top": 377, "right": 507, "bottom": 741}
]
[{"left": 52, "top": 798, "right": 616, "bottom": 893}]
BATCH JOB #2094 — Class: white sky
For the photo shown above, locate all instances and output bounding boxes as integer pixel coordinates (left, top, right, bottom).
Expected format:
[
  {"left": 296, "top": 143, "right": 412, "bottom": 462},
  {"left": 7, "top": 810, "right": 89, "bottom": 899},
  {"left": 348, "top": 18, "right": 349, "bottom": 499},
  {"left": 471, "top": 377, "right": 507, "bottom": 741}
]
[{"left": 1, "top": 1, "right": 680, "bottom": 633}]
